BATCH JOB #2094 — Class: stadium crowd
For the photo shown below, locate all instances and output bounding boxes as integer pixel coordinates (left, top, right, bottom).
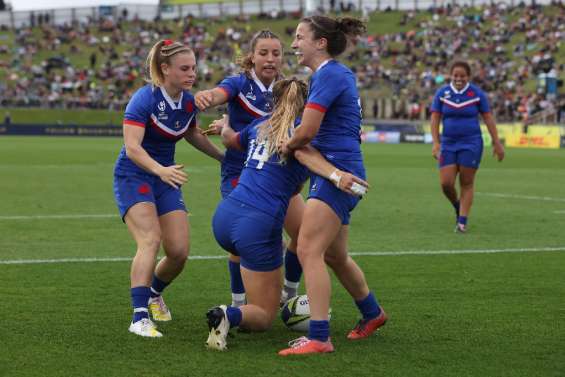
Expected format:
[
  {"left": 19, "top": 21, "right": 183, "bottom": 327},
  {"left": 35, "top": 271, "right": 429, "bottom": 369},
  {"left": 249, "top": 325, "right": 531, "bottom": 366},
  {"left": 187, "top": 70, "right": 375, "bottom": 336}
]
[{"left": 0, "top": 1, "right": 563, "bottom": 122}]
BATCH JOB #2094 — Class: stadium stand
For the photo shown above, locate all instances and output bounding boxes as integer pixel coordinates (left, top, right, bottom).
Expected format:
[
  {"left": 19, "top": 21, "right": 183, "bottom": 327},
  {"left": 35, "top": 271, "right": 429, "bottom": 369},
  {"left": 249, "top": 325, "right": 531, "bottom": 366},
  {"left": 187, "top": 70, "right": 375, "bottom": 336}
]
[{"left": 0, "top": 1, "right": 563, "bottom": 124}]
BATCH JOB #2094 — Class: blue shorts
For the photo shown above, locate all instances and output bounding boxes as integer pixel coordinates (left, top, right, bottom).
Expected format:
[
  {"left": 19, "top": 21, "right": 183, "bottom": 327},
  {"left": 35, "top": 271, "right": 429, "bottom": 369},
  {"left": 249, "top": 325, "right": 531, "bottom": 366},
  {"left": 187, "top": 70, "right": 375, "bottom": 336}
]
[
  {"left": 220, "top": 175, "right": 240, "bottom": 198},
  {"left": 113, "top": 173, "right": 187, "bottom": 220},
  {"left": 308, "top": 174, "right": 361, "bottom": 225},
  {"left": 212, "top": 197, "right": 283, "bottom": 272},
  {"left": 439, "top": 139, "right": 483, "bottom": 169}
]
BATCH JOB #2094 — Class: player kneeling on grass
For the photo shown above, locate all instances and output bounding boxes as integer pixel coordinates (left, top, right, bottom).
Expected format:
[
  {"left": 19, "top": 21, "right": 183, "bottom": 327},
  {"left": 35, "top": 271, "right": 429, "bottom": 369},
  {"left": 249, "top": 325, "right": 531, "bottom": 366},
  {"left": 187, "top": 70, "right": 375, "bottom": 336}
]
[{"left": 205, "top": 78, "right": 368, "bottom": 351}]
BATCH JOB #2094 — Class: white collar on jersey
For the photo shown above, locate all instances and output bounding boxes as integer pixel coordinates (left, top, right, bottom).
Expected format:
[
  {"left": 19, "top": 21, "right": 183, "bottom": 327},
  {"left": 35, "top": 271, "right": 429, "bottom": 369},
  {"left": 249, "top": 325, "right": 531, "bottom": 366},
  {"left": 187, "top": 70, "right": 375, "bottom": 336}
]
[
  {"left": 159, "top": 86, "right": 184, "bottom": 110},
  {"left": 450, "top": 82, "right": 470, "bottom": 95},
  {"left": 316, "top": 59, "right": 333, "bottom": 72},
  {"left": 251, "top": 69, "right": 274, "bottom": 93}
]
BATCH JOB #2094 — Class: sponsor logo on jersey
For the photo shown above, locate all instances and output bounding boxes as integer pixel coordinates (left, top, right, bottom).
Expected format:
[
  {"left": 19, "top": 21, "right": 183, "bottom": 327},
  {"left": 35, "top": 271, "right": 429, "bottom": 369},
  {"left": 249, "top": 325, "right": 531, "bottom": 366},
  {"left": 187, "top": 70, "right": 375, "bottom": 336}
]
[{"left": 245, "top": 86, "right": 257, "bottom": 101}]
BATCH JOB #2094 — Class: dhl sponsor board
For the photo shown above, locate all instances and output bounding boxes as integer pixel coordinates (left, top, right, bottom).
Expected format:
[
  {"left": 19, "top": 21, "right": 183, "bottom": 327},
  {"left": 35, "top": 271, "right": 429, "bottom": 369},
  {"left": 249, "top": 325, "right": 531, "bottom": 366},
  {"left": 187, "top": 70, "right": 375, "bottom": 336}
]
[
  {"left": 498, "top": 124, "right": 563, "bottom": 149},
  {"left": 505, "top": 134, "right": 561, "bottom": 149}
]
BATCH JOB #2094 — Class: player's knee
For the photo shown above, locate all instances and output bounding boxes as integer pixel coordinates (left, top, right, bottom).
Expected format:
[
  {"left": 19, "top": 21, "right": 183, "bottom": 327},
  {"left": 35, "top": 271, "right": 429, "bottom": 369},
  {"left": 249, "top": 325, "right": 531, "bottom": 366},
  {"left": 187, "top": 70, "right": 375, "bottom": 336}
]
[
  {"left": 440, "top": 181, "right": 455, "bottom": 192},
  {"left": 165, "top": 244, "right": 189, "bottom": 264},
  {"left": 138, "top": 232, "right": 161, "bottom": 253},
  {"left": 324, "top": 252, "right": 346, "bottom": 269},
  {"left": 296, "top": 246, "right": 321, "bottom": 268}
]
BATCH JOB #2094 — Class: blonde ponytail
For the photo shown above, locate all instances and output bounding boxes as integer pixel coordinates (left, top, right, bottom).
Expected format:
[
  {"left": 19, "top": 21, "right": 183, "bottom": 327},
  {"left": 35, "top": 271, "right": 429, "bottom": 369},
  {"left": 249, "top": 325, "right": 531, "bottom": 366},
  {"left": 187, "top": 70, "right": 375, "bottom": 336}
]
[{"left": 257, "top": 78, "right": 308, "bottom": 158}]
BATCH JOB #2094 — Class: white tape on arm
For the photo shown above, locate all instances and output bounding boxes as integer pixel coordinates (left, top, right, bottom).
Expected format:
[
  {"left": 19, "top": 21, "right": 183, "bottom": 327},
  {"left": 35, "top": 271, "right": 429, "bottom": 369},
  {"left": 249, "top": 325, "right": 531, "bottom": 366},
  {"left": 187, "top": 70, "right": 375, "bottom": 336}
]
[{"left": 329, "top": 170, "right": 342, "bottom": 188}]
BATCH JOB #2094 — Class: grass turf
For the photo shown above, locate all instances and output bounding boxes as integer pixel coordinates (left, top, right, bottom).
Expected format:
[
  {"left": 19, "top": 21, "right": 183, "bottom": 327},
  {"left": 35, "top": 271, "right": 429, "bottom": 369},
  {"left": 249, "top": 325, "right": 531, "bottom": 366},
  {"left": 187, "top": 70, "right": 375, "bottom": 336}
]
[{"left": 0, "top": 138, "right": 564, "bottom": 376}]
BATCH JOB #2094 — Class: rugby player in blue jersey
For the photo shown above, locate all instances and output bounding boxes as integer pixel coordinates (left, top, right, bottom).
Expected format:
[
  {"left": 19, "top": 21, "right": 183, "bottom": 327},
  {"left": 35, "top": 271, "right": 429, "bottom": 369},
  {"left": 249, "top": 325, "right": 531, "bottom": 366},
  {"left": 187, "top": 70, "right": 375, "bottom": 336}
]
[
  {"left": 204, "top": 78, "right": 369, "bottom": 351},
  {"left": 113, "top": 40, "right": 224, "bottom": 337},
  {"left": 431, "top": 61, "right": 505, "bottom": 233},
  {"left": 195, "top": 30, "right": 305, "bottom": 308},
  {"left": 278, "top": 16, "right": 388, "bottom": 355}
]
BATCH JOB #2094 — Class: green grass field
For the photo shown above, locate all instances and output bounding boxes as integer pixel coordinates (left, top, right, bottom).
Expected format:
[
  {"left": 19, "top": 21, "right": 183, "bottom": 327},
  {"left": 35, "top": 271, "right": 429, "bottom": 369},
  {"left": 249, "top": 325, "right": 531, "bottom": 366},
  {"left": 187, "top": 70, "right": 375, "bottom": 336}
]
[{"left": 1, "top": 138, "right": 564, "bottom": 377}]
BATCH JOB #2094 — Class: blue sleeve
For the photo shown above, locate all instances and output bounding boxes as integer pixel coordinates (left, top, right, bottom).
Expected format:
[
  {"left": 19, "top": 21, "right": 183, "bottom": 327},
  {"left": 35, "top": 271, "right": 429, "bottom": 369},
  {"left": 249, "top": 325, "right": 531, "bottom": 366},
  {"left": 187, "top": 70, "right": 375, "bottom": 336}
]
[
  {"left": 478, "top": 88, "right": 490, "bottom": 113},
  {"left": 124, "top": 86, "right": 152, "bottom": 126},
  {"left": 306, "top": 70, "right": 346, "bottom": 112},
  {"left": 430, "top": 89, "right": 442, "bottom": 113},
  {"left": 218, "top": 75, "right": 241, "bottom": 101}
]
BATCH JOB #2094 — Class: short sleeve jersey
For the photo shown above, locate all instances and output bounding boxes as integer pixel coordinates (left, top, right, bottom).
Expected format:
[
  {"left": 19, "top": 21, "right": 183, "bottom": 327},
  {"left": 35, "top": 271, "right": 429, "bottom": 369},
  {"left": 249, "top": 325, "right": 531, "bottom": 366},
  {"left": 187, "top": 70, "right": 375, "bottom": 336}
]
[
  {"left": 306, "top": 60, "right": 363, "bottom": 162},
  {"left": 114, "top": 85, "right": 198, "bottom": 176},
  {"left": 218, "top": 72, "right": 274, "bottom": 179},
  {"left": 228, "top": 116, "right": 308, "bottom": 222},
  {"left": 430, "top": 83, "right": 490, "bottom": 141}
]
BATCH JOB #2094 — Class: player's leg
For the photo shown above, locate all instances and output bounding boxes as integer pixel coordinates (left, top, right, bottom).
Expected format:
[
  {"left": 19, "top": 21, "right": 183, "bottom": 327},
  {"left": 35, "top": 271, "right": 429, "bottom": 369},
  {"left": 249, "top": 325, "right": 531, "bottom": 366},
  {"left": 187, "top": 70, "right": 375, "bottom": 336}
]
[
  {"left": 228, "top": 253, "right": 246, "bottom": 307},
  {"left": 455, "top": 147, "right": 481, "bottom": 232},
  {"left": 147, "top": 210, "right": 189, "bottom": 321},
  {"left": 279, "top": 199, "right": 338, "bottom": 356},
  {"left": 281, "top": 193, "right": 305, "bottom": 304},
  {"left": 207, "top": 267, "right": 282, "bottom": 350},
  {"left": 238, "top": 266, "right": 282, "bottom": 330},
  {"left": 125, "top": 202, "right": 163, "bottom": 337},
  {"left": 439, "top": 149, "right": 460, "bottom": 221},
  {"left": 457, "top": 166, "right": 478, "bottom": 232},
  {"left": 221, "top": 177, "right": 246, "bottom": 307},
  {"left": 324, "top": 226, "right": 387, "bottom": 340},
  {"left": 206, "top": 204, "right": 283, "bottom": 350}
]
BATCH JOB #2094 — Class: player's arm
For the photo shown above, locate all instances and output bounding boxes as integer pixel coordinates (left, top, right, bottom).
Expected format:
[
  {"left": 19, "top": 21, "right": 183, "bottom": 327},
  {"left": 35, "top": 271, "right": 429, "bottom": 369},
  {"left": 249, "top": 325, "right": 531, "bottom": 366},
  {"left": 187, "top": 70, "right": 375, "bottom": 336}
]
[
  {"left": 123, "top": 122, "right": 187, "bottom": 189},
  {"left": 430, "top": 111, "right": 441, "bottom": 160},
  {"left": 194, "top": 87, "right": 229, "bottom": 111},
  {"left": 281, "top": 108, "right": 324, "bottom": 155},
  {"left": 184, "top": 125, "right": 224, "bottom": 162},
  {"left": 482, "top": 112, "right": 505, "bottom": 162},
  {"left": 219, "top": 118, "right": 244, "bottom": 151},
  {"left": 293, "top": 145, "right": 369, "bottom": 196}
]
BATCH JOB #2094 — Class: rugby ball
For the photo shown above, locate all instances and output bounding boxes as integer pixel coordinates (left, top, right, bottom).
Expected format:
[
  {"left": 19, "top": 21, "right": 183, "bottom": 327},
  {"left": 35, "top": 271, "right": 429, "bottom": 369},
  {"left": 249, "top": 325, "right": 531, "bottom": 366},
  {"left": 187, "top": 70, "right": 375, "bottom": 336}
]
[{"left": 281, "top": 294, "right": 331, "bottom": 332}]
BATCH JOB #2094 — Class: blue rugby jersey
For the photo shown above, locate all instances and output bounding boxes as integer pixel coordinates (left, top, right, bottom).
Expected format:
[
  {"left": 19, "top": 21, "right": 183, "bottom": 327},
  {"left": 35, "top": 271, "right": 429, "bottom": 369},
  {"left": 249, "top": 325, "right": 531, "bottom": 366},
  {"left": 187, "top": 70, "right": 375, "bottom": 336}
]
[
  {"left": 114, "top": 84, "right": 198, "bottom": 176},
  {"left": 218, "top": 71, "right": 274, "bottom": 179},
  {"left": 430, "top": 82, "right": 490, "bottom": 141},
  {"left": 306, "top": 60, "right": 363, "bottom": 162},
  {"left": 228, "top": 116, "right": 308, "bottom": 222}
]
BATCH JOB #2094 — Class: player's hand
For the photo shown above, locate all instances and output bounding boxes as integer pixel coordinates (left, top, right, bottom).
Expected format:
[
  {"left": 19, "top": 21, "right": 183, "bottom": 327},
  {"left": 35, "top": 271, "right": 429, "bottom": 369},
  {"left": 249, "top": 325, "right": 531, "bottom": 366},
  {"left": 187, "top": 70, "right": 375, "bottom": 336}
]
[
  {"left": 330, "top": 170, "right": 369, "bottom": 196},
  {"left": 158, "top": 164, "right": 188, "bottom": 189},
  {"left": 202, "top": 115, "right": 227, "bottom": 136},
  {"left": 493, "top": 140, "right": 505, "bottom": 162},
  {"left": 432, "top": 142, "right": 440, "bottom": 160},
  {"left": 278, "top": 139, "right": 291, "bottom": 158},
  {"left": 194, "top": 90, "right": 214, "bottom": 111}
]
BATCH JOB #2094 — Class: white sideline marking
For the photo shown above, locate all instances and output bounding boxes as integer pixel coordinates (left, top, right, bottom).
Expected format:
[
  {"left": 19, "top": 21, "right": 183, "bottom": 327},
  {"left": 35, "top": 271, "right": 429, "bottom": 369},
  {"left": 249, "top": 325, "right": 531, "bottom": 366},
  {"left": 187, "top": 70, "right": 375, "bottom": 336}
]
[
  {"left": 476, "top": 192, "right": 565, "bottom": 203},
  {"left": 0, "top": 214, "right": 117, "bottom": 220},
  {"left": 1, "top": 246, "right": 564, "bottom": 265}
]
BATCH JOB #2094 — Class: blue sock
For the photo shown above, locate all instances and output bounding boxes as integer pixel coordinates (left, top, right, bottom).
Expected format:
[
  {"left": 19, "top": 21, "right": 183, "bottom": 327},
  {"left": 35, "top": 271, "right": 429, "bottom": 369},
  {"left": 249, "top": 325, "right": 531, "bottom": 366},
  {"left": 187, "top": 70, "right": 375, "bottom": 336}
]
[
  {"left": 355, "top": 292, "right": 381, "bottom": 320},
  {"left": 228, "top": 260, "right": 245, "bottom": 300},
  {"left": 131, "top": 286, "right": 151, "bottom": 323},
  {"left": 308, "top": 320, "right": 330, "bottom": 342},
  {"left": 458, "top": 216, "right": 468, "bottom": 225},
  {"left": 150, "top": 274, "right": 170, "bottom": 298},
  {"left": 453, "top": 201, "right": 460, "bottom": 217},
  {"left": 226, "top": 306, "right": 242, "bottom": 328},
  {"left": 284, "top": 249, "right": 302, "bottom": 282},
  {"left": 284, "top": 249, "right": 302, "bottom": 295}
]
